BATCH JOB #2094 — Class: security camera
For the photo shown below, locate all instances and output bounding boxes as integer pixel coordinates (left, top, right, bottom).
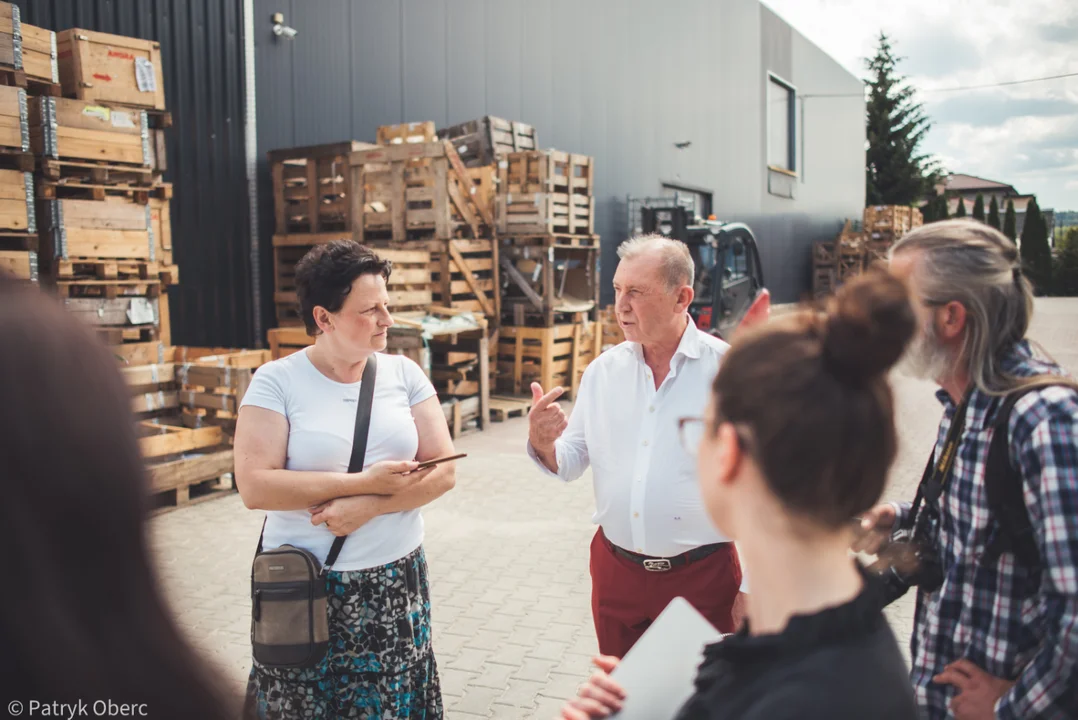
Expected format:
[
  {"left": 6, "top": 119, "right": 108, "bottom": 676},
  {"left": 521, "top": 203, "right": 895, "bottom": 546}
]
[
  {"left": 273, "top": 23, "right": 298, "bottom": 39},
  {"left": 271, "top": 13, "right": 298, "bottom": 39}
]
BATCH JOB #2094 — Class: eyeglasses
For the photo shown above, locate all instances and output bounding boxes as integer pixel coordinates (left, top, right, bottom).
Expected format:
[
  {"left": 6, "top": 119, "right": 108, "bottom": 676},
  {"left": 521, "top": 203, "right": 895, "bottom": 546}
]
[
  {"left": 678, "top": 416, "right": 753, "bottom": 456},
  {"left": 678, "top": 416, "right": 706, "bottom": 456}
]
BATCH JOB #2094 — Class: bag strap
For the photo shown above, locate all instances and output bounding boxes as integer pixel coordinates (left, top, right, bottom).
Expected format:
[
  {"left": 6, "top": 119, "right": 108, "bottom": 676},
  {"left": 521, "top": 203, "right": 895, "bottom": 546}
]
[
  {"left": 982, "top": 384, "right": 1051, "bottom": 572},
  {"left": 908, "top": 392, "right": 972, "bottom": 533},
  {"left": 256, "top": 354, "right": 379, "bottom": 567},
  {"left": 324, "top": 353, "right": 378, "bottom": 570}
]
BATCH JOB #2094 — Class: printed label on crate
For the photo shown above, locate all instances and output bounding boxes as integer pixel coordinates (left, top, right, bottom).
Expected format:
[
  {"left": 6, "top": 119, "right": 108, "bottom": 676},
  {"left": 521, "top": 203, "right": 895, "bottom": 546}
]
[
  {"left": 111, "top": 110, "right": 137, "bottom": 129},
  {"left": 82, "top": 105, "right": 111, "bottom": 122},
  {"left": 108, "top": 49, "right": 136, "bottom": 61},
  {"left": 127, "top": 298, "right": 156, "bottom": 325},
  {"left": 135, "top": 57, "right": 157, "bottom": 93}
]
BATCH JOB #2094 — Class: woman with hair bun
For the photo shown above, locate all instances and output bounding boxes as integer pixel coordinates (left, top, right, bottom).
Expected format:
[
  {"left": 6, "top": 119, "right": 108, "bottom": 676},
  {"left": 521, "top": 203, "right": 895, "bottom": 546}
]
[{"left": 561, "top": 269, "right": 920, "bottom": 720}]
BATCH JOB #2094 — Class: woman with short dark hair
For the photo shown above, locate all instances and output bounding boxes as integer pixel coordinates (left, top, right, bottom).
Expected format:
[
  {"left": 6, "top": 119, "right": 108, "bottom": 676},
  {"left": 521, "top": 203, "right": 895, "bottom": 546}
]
[
  {"left": 0, "top": 273, "right": 236, "bottom": 719},
  {"left": 235, "top": 240, "right": 455, "bottom": 718},
  {"left": 561, "top": 269, "right": 920, "bottom": 719}
]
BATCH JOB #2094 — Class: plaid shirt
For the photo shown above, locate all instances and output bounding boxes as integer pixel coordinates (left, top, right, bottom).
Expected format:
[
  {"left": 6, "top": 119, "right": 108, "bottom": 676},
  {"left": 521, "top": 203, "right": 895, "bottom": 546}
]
[{"left": 895, "top": 341, "right": 1078, "bottom": 719}]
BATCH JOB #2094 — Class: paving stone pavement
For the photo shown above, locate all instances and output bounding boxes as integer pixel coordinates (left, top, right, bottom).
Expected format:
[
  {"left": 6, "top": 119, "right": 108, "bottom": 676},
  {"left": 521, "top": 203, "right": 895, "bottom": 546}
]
[{"left": 148, "top": 298, "right": 1078, "bottom": 719}]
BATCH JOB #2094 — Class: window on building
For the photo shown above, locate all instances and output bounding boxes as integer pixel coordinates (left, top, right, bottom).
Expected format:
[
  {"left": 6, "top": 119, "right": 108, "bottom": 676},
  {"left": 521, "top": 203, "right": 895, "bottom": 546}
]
[
  {"left": 768, "top": 74, "right": 796, "bottom": 173},
  {"left": 661, "top": 183, "right": 713, "bottom": 221},
  {"left": 725, "top": 237, "right": 748, "bottom": 280}
]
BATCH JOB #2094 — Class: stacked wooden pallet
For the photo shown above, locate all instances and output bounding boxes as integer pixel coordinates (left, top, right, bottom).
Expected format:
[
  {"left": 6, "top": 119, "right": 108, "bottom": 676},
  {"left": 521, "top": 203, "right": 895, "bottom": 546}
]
[
  {"left": 119, "top": 347, "right": 268, "bottom": 513},
  {"left": 598, "top": 305, "right": 625, "bottom": 350},
  {"left": 27, "top": 27, "right": 176, "bottom": 361},
  {"left": 863, "top": 205, "right": 923, "bottom": 263},
  {"left": 494, "top": 149, "right": 599, "bottom": 393},
  {"left": 438, "top": 115, "right": 537, "bottom": 168},
  {"left": 812, "top": 221, "right": 867, "bottom": 299},
  {"left": 265, "top": 116, "right": 603, "bottom": 432}
]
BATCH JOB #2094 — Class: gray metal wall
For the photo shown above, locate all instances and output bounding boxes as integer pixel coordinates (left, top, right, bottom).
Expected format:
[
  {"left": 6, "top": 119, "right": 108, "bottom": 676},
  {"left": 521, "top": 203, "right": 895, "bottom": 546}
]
[
  {"left": 20, "top": 0, "right": 253, "bottom": 346},
  {"left": 255, "top": 0, "right": 865, "bottom": 310}
]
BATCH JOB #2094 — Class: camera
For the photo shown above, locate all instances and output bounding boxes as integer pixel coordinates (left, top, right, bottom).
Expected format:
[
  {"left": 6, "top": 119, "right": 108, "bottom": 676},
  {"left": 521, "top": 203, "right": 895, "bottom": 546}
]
[{"left": 868, "top": 526, "right": 944, "bottom": 605}]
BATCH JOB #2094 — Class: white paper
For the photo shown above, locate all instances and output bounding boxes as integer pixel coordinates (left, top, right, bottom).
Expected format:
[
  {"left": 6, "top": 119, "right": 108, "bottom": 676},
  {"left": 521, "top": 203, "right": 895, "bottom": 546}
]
[
  {"left": 111, "top": 110, "right": 136, "bottom": 128},
  {"left": 127, "top": 297, "right": 155, "bottom": 325},
  {"left": 135, "top": 57, "right": 156, "bottom": 93}
]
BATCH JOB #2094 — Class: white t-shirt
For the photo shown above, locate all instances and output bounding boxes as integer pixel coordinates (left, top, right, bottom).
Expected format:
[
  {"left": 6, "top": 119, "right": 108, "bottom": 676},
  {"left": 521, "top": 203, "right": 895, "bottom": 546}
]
[{"left": 240, "top": 349, "right": 437, "bottom": 571}]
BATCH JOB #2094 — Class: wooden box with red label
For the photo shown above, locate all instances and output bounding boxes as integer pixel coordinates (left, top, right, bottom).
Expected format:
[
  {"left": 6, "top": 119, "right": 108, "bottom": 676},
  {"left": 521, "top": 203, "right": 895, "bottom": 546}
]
[{"left": 56, "top": 29, "right": 166, "bottom": 111}]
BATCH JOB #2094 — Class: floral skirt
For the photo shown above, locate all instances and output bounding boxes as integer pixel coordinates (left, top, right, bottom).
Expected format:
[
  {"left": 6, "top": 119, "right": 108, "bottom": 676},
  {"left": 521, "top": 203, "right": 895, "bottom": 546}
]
[{"left": 245, "top": 546, "right": 442, "bottom": 719}]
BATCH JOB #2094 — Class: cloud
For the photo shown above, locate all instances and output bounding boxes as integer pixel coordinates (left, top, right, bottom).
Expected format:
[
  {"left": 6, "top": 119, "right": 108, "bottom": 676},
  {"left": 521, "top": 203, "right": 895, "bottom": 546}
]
[
  {"left": 763, "top": 0, "right": 1078, "bottom": 210},
  {"left": 900, "top": 26, "right": 982, "bottom": 79},
  {"left": 926, "top": 93, "right": 1078, "bottom": 127},
  {"left": 1037, "top": 18, "right": 1078, "bottom": 44}
]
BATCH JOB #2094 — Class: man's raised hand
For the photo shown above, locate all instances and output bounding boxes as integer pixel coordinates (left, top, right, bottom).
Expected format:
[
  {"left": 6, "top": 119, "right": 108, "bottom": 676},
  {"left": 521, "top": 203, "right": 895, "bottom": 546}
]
[{"left": 528, "top": 382, "right": 567, "bottom": 471}]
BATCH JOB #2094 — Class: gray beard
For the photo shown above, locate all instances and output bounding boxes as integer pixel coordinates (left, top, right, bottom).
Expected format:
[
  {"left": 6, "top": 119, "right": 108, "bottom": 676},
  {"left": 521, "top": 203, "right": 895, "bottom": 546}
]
[{"left": 897, "top": 321, "right": 952, "bottom": 381}]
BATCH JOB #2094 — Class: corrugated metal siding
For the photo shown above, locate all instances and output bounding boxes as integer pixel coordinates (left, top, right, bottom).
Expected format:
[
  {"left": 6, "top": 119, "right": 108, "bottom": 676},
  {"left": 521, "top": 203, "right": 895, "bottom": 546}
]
[
  {"left": 19, "top": 0, "right": 253, "bottom": 346},
  {"left": 253, "top": 0, "right": 864, "bottom": 308}
]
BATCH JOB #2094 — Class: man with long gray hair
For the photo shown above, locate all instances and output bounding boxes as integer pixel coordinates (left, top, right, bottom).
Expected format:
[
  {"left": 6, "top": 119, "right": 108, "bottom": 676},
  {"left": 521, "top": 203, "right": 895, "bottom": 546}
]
[
  {"left": 855, "top": 219, "right": 1078, "bottom": 719},
  {"left": 526, "top": 234, "right": 751, "bottom": 658}
]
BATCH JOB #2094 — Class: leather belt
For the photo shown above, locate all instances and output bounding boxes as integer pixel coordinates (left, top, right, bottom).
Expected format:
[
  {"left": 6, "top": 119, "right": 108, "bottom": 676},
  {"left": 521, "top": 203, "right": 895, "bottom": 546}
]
[{"left": 609, "top": 540, "right": 726, "bottom": 572}]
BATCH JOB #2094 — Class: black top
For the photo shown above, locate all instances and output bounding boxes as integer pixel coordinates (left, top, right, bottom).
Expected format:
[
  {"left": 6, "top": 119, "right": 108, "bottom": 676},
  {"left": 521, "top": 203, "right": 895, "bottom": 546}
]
[{"left": 675, "top": 570, "right": 917, "bottom": 720}]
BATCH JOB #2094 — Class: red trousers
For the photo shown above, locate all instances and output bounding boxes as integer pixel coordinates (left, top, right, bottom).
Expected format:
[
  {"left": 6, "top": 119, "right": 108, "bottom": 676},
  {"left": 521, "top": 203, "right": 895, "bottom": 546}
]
[{"left": 589, "top": 528, "right": 742, "bottom": 658}]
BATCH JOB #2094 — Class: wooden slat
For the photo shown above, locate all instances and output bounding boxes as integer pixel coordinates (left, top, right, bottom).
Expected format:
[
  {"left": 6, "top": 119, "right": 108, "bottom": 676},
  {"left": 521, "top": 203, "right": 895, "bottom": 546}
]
[{"left": 138, "top": 422, "right": 223, "bottom": 459}]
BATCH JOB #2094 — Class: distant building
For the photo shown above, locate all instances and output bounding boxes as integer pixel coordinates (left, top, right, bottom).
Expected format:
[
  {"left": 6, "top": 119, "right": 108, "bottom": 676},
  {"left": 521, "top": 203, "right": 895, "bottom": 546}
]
[{"left": 933, "top": 174, "right": 1055, "bottom": 245}]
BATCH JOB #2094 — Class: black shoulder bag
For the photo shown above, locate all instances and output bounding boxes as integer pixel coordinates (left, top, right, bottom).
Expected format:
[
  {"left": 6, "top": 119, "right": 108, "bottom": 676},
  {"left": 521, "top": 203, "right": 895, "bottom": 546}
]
[{"left": 249, "top": 353, "right": 377, "bottom": 668}]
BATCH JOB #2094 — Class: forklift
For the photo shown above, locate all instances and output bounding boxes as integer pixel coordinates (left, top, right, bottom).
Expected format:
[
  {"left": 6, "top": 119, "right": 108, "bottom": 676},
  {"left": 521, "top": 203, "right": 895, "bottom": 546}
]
[{"left": 631, "top": 197, "right": 766, "bottom": 339}]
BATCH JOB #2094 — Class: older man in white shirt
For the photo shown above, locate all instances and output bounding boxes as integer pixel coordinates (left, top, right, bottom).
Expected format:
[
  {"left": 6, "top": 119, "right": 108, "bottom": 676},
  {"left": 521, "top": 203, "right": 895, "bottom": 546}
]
[{"left": 528, "top": 234, "right": 749, "bottom": 657}]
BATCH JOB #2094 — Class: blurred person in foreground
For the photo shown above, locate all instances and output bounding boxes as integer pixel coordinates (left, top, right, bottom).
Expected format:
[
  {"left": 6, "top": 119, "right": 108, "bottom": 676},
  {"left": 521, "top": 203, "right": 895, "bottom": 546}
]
[
  {"left": 0, "top": 272, "right": 235, "bottom": 718},
  {"left": 560, "top": 269, "right": 919, "bottom": 719},
  {"left": 855, "top": 219, "right": 1078, "bottom": 719}
]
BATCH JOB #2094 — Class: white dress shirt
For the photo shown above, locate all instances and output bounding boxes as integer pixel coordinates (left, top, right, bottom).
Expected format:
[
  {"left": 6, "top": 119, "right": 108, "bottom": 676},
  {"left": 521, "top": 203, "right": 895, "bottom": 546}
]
[{"left": 528, "top": 318, "right": 734, "bottom": 559}]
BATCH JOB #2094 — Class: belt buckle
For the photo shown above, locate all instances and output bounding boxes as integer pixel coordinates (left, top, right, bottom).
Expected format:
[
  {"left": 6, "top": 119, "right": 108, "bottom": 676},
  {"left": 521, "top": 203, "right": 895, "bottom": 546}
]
[{"left": 642, "top": 558, "right": 672, "bottom": 572}]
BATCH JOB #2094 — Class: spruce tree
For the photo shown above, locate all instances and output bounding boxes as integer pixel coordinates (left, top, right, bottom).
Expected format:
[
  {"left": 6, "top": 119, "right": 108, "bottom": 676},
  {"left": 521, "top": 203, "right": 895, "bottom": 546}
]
[
  {"left": 1003, "top": 200, "right": 1017, "bottom": 241},
  {"left": 987, "top": 196, "right": 1001, "bottom": 230},
  {"left": 1020, "top": 198, "right": 1052, "bottom": 294},
  {"left": 955, "top": 198, "right": 967, "bottom": 218},
  {"left": 972, "top": 194, "right": 985, "bottom": 222},
  {"left": 865, "top": 33, "right": 939, "bottom": 205}
]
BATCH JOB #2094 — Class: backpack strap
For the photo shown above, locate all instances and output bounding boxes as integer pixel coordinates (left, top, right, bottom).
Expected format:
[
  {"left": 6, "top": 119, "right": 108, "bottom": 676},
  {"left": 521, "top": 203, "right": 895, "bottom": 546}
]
[{"left": 983, "top": 386, "right": 1049, "bottom": 574}]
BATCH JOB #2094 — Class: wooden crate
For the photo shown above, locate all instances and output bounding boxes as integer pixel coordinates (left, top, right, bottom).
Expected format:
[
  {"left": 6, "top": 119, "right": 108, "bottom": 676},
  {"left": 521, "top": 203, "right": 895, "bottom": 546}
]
[
  {"left": 269, "top": 140, "right": 376, "bottom": 235},
  {"left": 424, "top": 238, "right": 500, "bottom": 320},
  {"left": 64, "top": 293, "right": 167, "bottom": 346},
  {"left": 146, "top": 448, "right": 235, "bottom": 514},
  {"left": 272, "top": 239, "right": 433, "bottom": 327},
  {"left": 176, "top": 349, "right": 271, "bottom": 434},
  {"left": 598, "top": 306, "right": 624, "bottom": 350},
  {"left": 40, "top": 195, "right": 157, "bottom": 264},
  {"left": 497, "top": 150, "right": 593, "bottom": 196},
  {"left": 350, "top": 140, "right": 496, "bottom": 243},
  {"left": 0, "top": 168, "right": 33, "bottom": 232},
  {"left": 377, "top": 121, "right": 436, "bottom": 146},
  {"left": 0, "top": 2, "right": 16, "bottom": 72},
  {"left": 863, "top": 205, "right": 922, "bottom": 237},
  {"left": 496, "top": 191, "right": 594, "bottom": 237},
  {"left": 0, "top": 242, "right": 37, "bottom": 281},
  {"left": 22, "top": 23, "right": 58, "bottom": 86},
  {"left": 56, "top": 29, "right": 166, "bottom": 110},
  {"left": 497, "top": 322, "right": 600, "bottom": 400},
  {"left": 30, "top": 96, "right": 154, "bottom": 184},
  {"left": 0, "top": 85, "right": 31, "bottom": 168},
  {"left": 268, "top": 326, "right": 312, "bottom": 360},
  {"left": 500, "top": 237, "right": 600, "bottom": 327},
  {"left": 438, "top": 116, "right": 537, "bottom": 167}
]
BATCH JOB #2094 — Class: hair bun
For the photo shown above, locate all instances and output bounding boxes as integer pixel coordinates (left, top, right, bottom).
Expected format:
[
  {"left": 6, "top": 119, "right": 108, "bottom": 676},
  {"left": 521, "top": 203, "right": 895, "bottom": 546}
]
[{"left": 823, "top": 269, "right": 916, "bottom": 381}]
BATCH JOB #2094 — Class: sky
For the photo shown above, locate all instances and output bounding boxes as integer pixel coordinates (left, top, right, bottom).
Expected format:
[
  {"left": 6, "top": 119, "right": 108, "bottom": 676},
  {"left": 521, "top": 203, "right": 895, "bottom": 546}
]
[{"left": 762, "top": 0, "right": 1078, "bottom": 211}]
